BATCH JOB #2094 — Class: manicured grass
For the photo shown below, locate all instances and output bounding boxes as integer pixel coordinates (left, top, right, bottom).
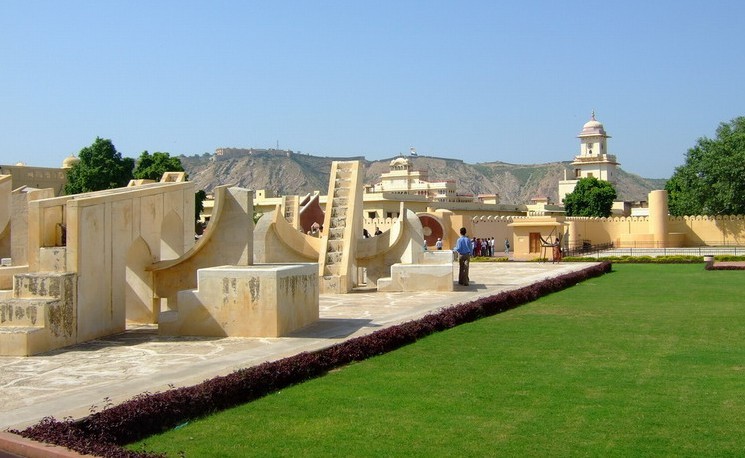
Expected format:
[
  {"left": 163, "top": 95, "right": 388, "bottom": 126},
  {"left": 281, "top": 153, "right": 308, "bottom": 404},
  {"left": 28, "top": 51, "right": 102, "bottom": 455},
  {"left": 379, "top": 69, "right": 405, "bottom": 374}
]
[{"left": 130, "top": 265, "right": 745, "bottom": 457}]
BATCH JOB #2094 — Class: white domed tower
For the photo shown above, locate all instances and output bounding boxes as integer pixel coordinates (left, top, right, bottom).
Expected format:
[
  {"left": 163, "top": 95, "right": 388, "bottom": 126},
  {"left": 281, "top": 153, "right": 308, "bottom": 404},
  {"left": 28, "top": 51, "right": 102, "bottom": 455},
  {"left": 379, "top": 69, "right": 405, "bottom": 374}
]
[
  {"left": 558, "top": 111, "right": 620, "bottom": 202},
  {"left": 578, "top": 111, "right": 610, "bottom": 158}
]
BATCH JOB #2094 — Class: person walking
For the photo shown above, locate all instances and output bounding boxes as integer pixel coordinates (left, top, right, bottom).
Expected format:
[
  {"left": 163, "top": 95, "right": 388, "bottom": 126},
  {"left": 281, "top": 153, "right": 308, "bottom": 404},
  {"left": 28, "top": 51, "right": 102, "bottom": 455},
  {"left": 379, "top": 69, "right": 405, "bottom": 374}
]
[
  {"left": 454, "top": 227, "right": 472, "bottom": 286},
  {"left": 435, "top": 238, "right": 443, "bottom": 250}
]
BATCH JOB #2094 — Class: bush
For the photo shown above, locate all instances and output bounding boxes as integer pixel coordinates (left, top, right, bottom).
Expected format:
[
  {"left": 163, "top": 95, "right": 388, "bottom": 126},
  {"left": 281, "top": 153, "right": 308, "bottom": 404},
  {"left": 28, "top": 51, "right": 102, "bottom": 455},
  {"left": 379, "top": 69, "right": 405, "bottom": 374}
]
[
  {"left": 714, "top": 255, "right": 745, "bottom": 262},
  {"left": 12, "top": 262, "right": 612, "bottom": 457}
]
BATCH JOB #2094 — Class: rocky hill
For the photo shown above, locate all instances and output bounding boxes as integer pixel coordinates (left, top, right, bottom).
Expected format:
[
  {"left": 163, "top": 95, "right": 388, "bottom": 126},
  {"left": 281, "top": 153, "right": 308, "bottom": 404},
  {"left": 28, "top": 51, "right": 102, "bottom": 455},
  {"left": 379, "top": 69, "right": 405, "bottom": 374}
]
[{"left": 180, "top": 152, "right": 667, "bottom": 204}]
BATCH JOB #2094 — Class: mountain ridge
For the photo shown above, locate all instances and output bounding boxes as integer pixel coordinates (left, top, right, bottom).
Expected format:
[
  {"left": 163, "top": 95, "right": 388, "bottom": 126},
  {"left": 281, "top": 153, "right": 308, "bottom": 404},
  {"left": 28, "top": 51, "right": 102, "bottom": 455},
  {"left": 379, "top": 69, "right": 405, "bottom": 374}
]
[{"left": 180, "top": 152, "right": 667, "bottom": 205}]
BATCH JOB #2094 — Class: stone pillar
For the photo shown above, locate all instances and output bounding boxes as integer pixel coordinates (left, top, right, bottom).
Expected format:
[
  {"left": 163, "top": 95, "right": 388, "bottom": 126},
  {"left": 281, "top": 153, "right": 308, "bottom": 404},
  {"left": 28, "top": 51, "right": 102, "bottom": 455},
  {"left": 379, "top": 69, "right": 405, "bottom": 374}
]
[
  {"left": 565, "top": 219, "right": 580, "bottom": 251},
  {"left": 648, "top": 190, "right": 669, "bottom": 248}
]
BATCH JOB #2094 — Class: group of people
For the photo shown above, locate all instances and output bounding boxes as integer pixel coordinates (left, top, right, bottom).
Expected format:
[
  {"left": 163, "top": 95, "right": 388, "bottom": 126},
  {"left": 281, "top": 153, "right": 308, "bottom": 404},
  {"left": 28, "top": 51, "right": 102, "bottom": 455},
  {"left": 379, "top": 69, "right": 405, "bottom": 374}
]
[
  {"left": 363, "top": 227, "right": 384, "bottom": 238},
  {"left": 461, "top": 236, "right": 510, "bottom": 257},
  {"left": 467, "top": 237, "right": 493, "bottom": 257}
]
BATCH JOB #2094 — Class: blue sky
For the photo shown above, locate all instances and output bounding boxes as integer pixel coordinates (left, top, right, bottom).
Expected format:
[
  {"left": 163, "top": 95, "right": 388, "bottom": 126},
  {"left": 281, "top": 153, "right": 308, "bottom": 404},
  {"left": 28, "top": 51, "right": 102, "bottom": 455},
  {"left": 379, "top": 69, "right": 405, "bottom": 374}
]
[{"left": 1, "top": 1, "right": 743, "bottom": 179}]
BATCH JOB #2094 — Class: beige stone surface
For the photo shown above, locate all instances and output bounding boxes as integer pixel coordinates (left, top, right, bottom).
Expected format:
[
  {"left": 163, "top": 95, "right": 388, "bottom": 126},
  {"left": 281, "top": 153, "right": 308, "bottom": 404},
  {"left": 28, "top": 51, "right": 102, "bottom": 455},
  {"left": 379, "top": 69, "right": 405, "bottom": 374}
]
[
  {"left": 253, "top": 208, "right": 320, "bottom": 264},
  {"left": 150, "top": 186, "right": 254, "bottom": 306},
  {"left": 1, "top": 182, "right": 197, "bottom": 356},
  {"left": 378, "top": 263, "right": 454, "bottom": 292},
  {"left": 160, "top": 264, "right": 319, "bottom": 337},
  {"left": 0, "top": 175, "right": 10, "bottom": 259},
  {"left": 0, "top": 261, "right": 598, "bottom": 430}
]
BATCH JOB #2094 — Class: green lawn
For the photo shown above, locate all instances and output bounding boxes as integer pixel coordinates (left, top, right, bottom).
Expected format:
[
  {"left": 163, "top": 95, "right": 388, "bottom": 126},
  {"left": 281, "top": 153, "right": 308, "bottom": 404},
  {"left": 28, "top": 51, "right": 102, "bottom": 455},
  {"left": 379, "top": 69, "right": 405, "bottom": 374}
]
[{"left": 131, "top": 265, "right": 745, "bottom": 457}]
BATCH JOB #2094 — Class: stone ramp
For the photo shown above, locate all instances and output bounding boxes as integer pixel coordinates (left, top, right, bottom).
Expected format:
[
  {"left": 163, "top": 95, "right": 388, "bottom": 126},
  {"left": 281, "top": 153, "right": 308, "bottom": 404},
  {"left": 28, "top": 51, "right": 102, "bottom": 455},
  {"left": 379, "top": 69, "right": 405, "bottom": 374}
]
[{"left": 0, "top": 262, "right": 599, "bottom": 432}]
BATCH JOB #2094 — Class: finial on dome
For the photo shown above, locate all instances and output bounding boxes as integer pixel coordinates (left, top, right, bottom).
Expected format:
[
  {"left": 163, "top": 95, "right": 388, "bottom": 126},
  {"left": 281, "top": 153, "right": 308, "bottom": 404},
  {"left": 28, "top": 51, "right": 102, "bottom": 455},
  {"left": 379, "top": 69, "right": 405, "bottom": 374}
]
[{"left": 591, "top": 110, "right": 596, "bottom": 120}]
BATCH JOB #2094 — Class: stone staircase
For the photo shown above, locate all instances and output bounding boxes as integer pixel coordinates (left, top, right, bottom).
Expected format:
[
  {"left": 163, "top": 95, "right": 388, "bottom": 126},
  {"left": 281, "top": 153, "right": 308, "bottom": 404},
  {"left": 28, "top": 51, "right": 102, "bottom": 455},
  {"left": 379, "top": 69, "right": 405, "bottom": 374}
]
[
  {"left": 0, "top": 272, "right": 77, "bottom": 356},
  {"left": 318, "top": 161, "right": 363, "bottom": 293},
  {"left": 283, "top": 195, "right": 299, "bottom": 229}
]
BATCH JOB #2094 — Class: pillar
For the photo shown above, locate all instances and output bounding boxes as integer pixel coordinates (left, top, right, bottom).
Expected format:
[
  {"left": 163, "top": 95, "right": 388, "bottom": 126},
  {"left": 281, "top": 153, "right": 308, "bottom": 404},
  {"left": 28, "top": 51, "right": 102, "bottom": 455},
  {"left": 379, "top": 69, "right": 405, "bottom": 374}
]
[{"left": 648, "top": 190, "right": 669, "bottom": 248}]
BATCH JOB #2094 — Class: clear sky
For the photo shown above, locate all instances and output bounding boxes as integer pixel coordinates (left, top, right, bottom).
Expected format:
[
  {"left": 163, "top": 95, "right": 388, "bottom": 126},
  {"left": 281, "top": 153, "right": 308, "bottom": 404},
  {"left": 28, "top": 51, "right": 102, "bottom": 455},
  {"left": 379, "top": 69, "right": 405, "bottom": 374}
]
[{"left": 1, "top": 1, "right": 743, "bottom": 179}]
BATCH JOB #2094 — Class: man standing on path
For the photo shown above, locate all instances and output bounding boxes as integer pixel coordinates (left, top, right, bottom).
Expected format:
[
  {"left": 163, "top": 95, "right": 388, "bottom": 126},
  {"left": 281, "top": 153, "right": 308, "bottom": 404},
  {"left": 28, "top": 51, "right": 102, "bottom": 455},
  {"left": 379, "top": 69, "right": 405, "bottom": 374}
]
[{"left": 454, "top": 227, "right": 472, "bottom": 286}]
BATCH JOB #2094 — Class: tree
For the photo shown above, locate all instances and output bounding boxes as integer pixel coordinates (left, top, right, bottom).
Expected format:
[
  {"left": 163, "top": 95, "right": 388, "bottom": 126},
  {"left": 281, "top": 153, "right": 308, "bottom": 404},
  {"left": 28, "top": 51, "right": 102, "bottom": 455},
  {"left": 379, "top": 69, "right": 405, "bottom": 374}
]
[
  {"left": 666, "top": 117, "right": 745, "bottom": 216},
  {"left": 195, "top": 189, "right": 206, "bottom": 221},
  {"left": 133, "top": 151, "right": 185, "bottom": 181},
  {"left": 563, "top": 177, "right": 617, "bottom": 217},
  {"left": 64, "top": 137, "right": 134, "bottom": 194}
]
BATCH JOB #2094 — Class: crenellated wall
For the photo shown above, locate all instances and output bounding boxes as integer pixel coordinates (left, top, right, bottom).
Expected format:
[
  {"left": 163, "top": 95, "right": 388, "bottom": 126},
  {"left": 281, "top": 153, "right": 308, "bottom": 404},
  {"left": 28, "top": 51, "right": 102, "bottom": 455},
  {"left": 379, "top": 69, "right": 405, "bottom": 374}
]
[
  {"left": 563, "top": 214, "right": 745, "bottom": 247},
  {"left": 425, "top": 208, "right": 745, "bottom": 254}
]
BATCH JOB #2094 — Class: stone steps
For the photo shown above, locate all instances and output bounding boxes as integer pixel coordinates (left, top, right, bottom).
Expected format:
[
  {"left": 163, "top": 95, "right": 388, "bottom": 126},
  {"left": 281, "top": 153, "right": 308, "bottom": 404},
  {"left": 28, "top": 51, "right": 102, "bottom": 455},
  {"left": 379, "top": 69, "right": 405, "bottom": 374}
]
[
  {"left": 0, "top": 271, "right": 77, "bottom": 356},
  {"left": 0, "top": 298, "right": 56, "bottom": 327}
]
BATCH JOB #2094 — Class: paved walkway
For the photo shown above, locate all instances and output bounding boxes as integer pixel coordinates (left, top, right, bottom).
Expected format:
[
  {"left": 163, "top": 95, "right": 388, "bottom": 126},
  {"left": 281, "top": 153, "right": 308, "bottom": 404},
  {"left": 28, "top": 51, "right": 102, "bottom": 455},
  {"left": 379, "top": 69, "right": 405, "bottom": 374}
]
[{"left": 0, "top": 262, "right": 597, "bottom": 431}]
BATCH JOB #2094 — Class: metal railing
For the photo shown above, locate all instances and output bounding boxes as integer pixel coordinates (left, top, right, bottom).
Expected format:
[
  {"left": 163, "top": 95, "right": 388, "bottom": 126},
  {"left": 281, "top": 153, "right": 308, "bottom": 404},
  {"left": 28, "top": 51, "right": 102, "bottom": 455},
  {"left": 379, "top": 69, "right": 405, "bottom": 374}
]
[{"left": 564, "top": 241, "right": 745, "bottom": 258}]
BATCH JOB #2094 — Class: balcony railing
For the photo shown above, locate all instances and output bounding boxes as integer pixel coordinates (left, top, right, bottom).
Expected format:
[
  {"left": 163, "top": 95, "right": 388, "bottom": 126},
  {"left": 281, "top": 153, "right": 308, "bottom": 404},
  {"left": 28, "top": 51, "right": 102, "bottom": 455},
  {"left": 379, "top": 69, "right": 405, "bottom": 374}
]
[{"left": 572, "top": 154, "right": 617, "bottom": 163}]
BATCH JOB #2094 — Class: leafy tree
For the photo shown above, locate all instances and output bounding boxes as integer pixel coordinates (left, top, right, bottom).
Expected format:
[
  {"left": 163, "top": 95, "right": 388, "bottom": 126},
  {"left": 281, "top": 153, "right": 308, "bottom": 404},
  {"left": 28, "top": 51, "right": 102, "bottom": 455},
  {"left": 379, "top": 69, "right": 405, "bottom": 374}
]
[
  {"left": 64, "top": 137, "right": 134, "bottom": 194},
  {"left": 563, "top": 177, "right": 617, "bottom": 217},
  {"left": 666, "top": 117, "right": 745, "bottom": 216},
  {"left": 195, "top": 189, "right": 206, "bottom": 221},
  {"left": 133, "top": 151, "right": 185, "bottom": 181}
]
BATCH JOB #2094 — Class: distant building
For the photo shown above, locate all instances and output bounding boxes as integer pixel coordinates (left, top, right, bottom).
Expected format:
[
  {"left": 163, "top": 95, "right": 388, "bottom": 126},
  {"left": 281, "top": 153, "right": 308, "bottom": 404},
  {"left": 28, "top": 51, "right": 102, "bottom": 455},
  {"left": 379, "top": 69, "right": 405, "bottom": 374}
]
[
  {"left": 364, "top": 157, "right": 475, "bottom": 203},
  {"left": 0, "top": 154, "right": 76, "bottom": 196},
  {"left": 213, "top": 148, "right": 294, "bottom": 159},
  {"left": 558, "top": 111, "right": 620, "bottom": 204}
]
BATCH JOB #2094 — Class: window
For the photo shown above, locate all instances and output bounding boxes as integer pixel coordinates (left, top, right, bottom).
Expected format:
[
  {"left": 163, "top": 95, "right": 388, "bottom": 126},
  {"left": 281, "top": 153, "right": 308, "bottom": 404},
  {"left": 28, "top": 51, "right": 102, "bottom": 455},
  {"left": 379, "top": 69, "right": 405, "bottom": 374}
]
[{"left": 368, "top": 211, "right": 376, "bottom": 219}]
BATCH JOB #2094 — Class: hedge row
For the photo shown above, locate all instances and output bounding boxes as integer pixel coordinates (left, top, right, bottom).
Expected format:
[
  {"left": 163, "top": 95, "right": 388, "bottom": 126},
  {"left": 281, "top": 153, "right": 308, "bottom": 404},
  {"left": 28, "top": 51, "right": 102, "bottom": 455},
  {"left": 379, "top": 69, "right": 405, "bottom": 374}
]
[
  {"left": 471, "top": 256, "right": 510, "bottom": 262},
  {"left": 563, "top": 255, "right": 745, "bottom": 264},
  {"left": 13, "top": 262, "right": 612, "bottom": 458},
  {"left": 563, "top": 255, "right": 702, "bottom": 263}
]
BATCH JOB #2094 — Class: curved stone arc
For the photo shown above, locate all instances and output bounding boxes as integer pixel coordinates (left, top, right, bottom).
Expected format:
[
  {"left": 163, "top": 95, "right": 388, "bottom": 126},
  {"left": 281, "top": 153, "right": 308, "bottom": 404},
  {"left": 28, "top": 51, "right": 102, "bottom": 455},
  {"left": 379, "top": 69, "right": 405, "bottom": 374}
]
[
  {"left": 147, "top": 185, "right": 253, "bottom": 302},
  {"left": 255, "top": 207, "right": 321, "bottom": 262}
]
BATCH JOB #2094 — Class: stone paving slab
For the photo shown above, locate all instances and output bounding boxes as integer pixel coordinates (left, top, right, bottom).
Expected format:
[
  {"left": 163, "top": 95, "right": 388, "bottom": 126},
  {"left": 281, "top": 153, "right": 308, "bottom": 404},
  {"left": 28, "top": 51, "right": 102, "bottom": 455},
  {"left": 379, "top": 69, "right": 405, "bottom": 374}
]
[{"left": 0, "top": 262, "right": 597, "bottom": 431}]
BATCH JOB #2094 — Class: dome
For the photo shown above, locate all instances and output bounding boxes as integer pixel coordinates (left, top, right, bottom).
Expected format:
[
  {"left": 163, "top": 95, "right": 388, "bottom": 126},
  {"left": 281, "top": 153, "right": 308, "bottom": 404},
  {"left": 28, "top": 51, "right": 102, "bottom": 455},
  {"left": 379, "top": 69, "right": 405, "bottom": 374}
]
[
  {"left": 578, "top": 111, "right": 608, "bottom": 137},
  {"left": 62, "top": 154, "right": 80, "bottom": 169},
  {"left": 583, "top": 119, "right": 603, "bottom": 129},
  {"left": 389, "top": 156, "right": 410, "bottom": 167}
]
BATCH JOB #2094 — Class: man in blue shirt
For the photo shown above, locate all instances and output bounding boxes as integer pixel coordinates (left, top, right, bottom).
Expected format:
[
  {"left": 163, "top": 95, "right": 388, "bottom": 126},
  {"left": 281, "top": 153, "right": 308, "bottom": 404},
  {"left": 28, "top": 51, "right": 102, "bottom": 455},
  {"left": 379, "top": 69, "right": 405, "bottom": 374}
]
[{"left": 453, "top": 227, "right": 472, "bottom": 286}]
